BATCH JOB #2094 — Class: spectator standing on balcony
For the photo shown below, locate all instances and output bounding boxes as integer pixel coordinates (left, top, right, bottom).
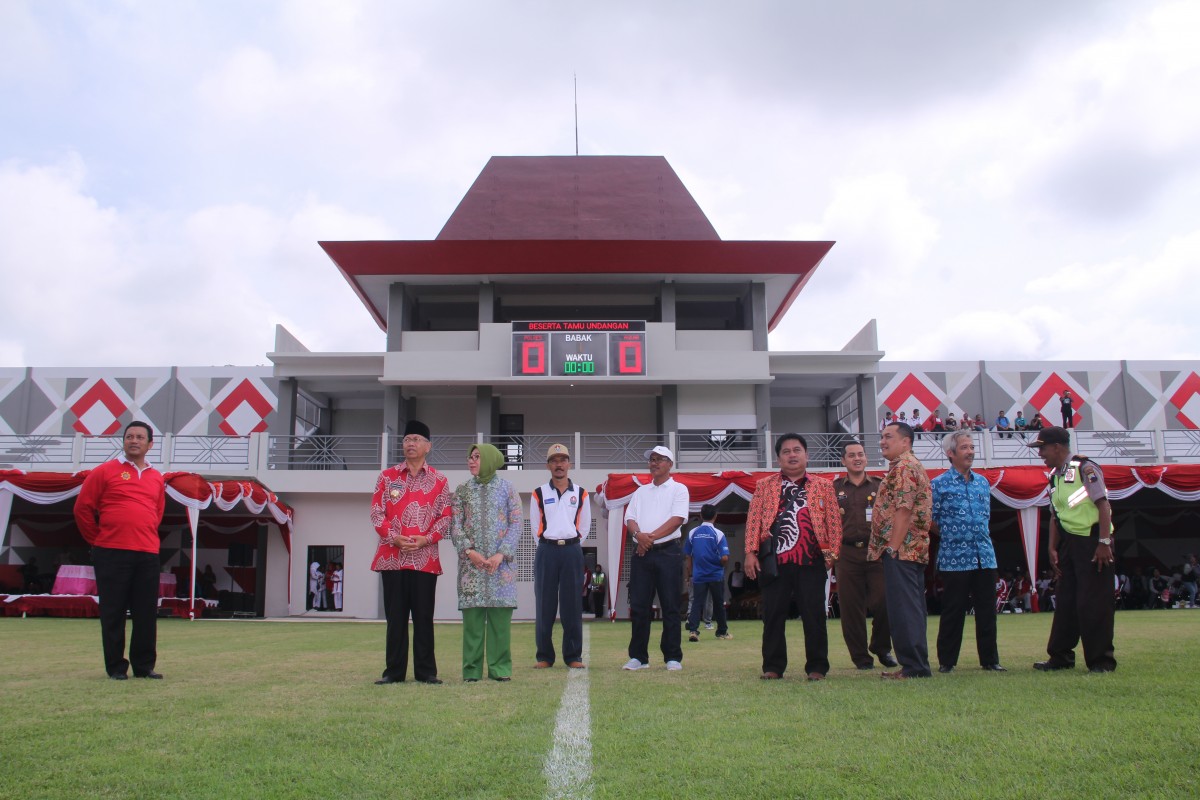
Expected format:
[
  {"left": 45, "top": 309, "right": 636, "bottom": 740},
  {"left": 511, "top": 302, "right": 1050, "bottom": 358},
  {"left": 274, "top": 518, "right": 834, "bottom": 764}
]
[
  {"left": 370, "top": 419, "right": 453, "bottom": 685},
  {"left": 880, "top": 411, "right": 894, "bottom": 432},
  {"left": 744, "top": 434, "right": 842, "bottom": 681},
  {"left": 1014, "top": 411, "right": 1029, "bottom": 431},
  {"left": 1060, "top": 390, "right": 1075, "bottom": 429},
  {"left": 833, "top": 441, "right": 895, "bottom": 671},
  {"left": 931, "top": 430, "right": 1006, "bottom": 673},
  {"left": 869, "top": 422, "right": 934, "bottom": 680},
  {"left": 74, "top": 421, "right": 166, "bottom": 681},
  {"left": 530, "top": 443, "right": 589, "bottom": 669},
  {"left": 995, "top": 411, "right": 1012, "bottom": 438},
  {"left": 1028, "top": 427, "right": 1117, "bottom": 673},
  {"left": 622, "top": 446, "right": 689, "bottom": 672}
]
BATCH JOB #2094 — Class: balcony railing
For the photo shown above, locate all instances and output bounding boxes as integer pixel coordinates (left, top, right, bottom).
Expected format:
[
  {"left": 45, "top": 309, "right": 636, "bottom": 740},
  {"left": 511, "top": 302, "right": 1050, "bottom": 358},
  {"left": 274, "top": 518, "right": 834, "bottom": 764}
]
[{"left": 1, "top": 429, "right": 1198, "bottom": 475}]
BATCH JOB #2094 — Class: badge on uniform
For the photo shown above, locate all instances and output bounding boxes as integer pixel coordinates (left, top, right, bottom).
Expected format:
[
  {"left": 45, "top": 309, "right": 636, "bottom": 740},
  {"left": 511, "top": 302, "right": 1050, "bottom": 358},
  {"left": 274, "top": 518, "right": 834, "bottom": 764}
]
[
  {"left": 390, "top": 489, "right": 400, "bottom": 499},
  {"left": 1063, "top": 468, "right": 1076, "bottom": 483},
  {"left": 545, "top": 496, "right": 556, "bottom": 505},
  {"left": 865, "top": 508, "right": 873, "bottom": 523},
  {"left": 570, "top": 496, "right": 577, "bottom": 506},
  {"left": 121, "top": 471, "right": 131, "bottom": 481},
  {"left": 1087, "top": 470, "right": 1099, "bottom": 484}
]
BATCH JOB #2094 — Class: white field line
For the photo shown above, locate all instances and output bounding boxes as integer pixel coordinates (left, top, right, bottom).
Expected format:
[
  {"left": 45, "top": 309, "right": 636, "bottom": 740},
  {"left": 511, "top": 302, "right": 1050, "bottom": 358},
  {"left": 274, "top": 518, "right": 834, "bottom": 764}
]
[{"left": 543, "top": 625, "right": 593, "bottom": 800}]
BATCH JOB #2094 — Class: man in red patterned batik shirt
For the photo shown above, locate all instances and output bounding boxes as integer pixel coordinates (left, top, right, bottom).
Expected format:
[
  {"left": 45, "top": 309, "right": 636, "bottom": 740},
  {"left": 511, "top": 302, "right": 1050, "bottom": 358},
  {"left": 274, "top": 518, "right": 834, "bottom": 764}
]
[{"left": 371, "top": 419, "right": 453, "bottom": 685}]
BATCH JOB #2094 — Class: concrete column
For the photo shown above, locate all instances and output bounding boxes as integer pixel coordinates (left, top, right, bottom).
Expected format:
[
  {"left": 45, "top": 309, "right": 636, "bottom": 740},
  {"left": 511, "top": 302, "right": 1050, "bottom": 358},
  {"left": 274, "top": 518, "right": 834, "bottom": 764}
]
[
  {"left": 274, "top": 378, "right": 298, "bottom": 437},
  {"left": 476, "top": 386, "right": 493, "bottom": 438},
  {"left": 750, "top": 281, "right": 768, "bottom": 351},
  {"left": 479, "top": 283, "right": 494, "bottom": 325},
  {"left": 386, "top": 283, "right": 407, "bottom": 352},
  {"left": 660, "top": 282, "right": 676, "bottom": 324}
]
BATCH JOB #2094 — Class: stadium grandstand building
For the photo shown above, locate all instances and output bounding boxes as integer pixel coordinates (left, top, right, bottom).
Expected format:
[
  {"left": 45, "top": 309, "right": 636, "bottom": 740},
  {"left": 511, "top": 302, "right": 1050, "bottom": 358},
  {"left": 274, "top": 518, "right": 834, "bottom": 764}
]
[{"left": 2, "top": 156, "right": 1198, "bottom": 620}]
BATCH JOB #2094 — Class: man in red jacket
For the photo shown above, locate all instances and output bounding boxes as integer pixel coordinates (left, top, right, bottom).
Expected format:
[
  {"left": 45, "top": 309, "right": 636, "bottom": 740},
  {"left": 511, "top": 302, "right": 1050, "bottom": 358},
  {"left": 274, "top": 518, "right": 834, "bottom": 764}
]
[{"left": 74, "top": 421, "right": 167, "bottom": 680}]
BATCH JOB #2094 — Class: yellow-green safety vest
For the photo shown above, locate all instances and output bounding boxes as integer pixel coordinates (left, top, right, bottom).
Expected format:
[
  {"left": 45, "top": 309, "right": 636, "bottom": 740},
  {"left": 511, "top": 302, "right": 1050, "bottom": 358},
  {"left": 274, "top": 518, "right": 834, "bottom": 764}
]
[{"left": 1050, "top": 457, "right": 1113, "bottom": 537}]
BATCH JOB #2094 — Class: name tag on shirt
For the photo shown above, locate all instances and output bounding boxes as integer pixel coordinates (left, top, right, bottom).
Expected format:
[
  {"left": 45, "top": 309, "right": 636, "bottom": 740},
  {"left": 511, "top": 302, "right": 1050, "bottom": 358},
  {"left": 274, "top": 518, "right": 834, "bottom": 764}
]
[
  {"left": 544, "top": 497, "right": 556, "bottom": 505},
  {"left": 865, "top": 508, "right": 873, "bottom": 523}
]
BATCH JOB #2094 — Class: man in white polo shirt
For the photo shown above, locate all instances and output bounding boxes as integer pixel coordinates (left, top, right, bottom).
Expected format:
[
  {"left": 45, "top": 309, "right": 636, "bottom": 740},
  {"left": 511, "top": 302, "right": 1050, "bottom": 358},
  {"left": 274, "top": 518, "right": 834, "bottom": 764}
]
[
  {"left": 623, "top": 445, "right": 690, "bottom": 671},
  {"left": 530, "top": 443, "right": 590, "bottom": 670}
]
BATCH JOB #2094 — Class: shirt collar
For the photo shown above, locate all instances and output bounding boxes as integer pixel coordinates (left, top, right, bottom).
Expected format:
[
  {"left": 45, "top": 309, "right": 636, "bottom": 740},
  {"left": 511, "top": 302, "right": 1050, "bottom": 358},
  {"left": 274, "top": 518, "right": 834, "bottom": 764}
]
[{"left": 117, "top": 453, "right": 154, "bottom": 470}]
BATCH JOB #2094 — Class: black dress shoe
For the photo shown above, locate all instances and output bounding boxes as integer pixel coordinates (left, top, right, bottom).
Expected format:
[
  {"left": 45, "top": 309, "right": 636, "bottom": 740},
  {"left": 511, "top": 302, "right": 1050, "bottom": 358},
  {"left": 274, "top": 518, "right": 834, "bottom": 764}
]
[
  {"left": 109, "top": 673, "right": 128, "bottom": 681},
  {"left": 877, "top": 652, "right": 899, "bottom": 668},
  {"left": 374, "top": 676, "right": 404, "bottom": 685},
  {"left": 855, "top": 664, "right": 875, "bottom": 670},
  {"left": 491, "top": 676, "right": 511, "bottom": 682},
  {"left": 981, "top": 664, "right": 1007, "bottom": 672},
  {"left": 1088, "top": 666, "right": 1115, "bottom": 674},
  {"left": 1033, "top": 660, "right": 1072, "bottom": 671},
  {"left": 419, "top": 677, "right": 443, "bottom": 685},
  {"left": 134, "top": 671, "right": 163, "bottom": 679},
  {"left": 464, "top": 678, "right": 479, "bottom": 683},
  {"left": 938, "top": 665, "right": 955, "bottom": 673}
]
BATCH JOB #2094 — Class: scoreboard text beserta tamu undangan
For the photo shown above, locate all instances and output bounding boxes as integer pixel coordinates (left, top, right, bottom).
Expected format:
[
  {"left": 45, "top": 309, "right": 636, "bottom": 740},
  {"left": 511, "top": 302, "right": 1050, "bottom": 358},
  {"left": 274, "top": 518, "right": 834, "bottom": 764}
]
[{"left": 510, "top": 321, "right": 647, "bottom": 377}]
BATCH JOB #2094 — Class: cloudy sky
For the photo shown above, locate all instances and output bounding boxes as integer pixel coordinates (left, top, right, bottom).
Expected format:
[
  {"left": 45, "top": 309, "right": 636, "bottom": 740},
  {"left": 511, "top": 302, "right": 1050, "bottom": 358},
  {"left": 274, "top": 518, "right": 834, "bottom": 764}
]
[{"left": 2, "top": 0, "right": 1197, "bottom": 367}]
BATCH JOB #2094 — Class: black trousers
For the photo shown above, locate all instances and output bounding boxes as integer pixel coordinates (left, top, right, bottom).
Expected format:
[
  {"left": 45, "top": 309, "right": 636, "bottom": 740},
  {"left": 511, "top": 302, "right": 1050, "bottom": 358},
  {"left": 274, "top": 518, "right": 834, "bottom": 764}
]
[
  {"left": 936, "top": 568, "right": 999, "bottom": 668},
  {"left": 92, "top": 547, "right": 160, "bottom": 677},
  {"left": 381, "top": 570, "right": 438, "bottom": 681},
  {"left": 627, "top": 540, "right": 683, "bottom": 664},
  {"left": 761, "top": 562, "right": 828, "bottom": 677},
  {"left": 533, "top": 539, "right": 584, "bottom": 665},
  {"left": 1046, "top": 532, "right": 1116, "bottom": 671},
  {"left": 835, "top": 545, "right": 891, "bottom": 667}
]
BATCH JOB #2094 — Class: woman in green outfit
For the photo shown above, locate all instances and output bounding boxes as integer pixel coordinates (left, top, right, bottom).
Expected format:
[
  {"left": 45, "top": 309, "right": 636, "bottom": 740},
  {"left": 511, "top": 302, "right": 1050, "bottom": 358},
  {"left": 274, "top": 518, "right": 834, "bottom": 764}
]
[{"left": 450, "top": 443, "right": 523, "bottom": 682}]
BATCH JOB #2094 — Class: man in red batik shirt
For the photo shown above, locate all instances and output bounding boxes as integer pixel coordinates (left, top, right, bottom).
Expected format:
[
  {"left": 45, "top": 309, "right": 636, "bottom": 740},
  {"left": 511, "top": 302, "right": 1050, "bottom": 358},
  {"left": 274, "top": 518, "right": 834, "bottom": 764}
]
[
  {"left": 371, "top": 419, "right": 453, "bottom": 685},
  {"left": 74, "top": 421, "right": 167, "bottom": 680}
]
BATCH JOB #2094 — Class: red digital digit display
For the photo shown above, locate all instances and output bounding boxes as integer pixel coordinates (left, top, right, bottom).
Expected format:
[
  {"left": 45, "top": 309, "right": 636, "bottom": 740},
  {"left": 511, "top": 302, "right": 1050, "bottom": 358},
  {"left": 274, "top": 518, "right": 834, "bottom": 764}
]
[
  {"left": 522, "top": 340, "right": 546, "bottom": 374},
  {"left": 616, "top": 340, "right": 643, "bottom": 374}
]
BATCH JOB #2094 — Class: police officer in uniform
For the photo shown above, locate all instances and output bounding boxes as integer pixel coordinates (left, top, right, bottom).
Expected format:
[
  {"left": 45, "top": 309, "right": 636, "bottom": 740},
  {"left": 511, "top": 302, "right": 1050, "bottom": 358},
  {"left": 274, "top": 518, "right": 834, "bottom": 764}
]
[
  {"left": 832, "top": 440, "right": 896, "bottom": 669},
  {"left": 1028, "top": 427, "right": 1117, "bottom": 673}
]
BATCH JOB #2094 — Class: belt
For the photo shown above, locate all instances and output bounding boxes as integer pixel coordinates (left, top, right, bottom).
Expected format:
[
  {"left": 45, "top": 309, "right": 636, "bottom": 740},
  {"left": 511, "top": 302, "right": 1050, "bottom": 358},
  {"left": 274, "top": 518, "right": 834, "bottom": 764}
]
[
  {"left": 843, "top": 540, "right": 868, "bottom": 549},
  {"left": 651, "top": 538, "right": 680, "bottom": 550},
  {"left": 541, "top": 536, "right": 580, "bottom": 546}
]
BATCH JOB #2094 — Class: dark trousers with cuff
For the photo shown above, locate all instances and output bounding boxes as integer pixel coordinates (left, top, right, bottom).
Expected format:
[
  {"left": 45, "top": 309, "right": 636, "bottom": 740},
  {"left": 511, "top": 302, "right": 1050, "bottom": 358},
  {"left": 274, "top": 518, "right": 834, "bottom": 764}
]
[
  {"left": 534, "top": 539, "right": 584, "bottom": 665},
  {"left": 936, "top": 567, "right": 999, "bottom": 668},
  {"left": 761, "top": 562, "right": 828, "bottom": 676},
  {"left": 1046, "top": 531, "right": 1116, "bottom": 671},
  {"left": 881, "top": 554, "right": 932, "bottom": 677},
  {"left": 92, "top": 546, "right": 160, "bottom": 677},
  {"left": 381, "top": 569, "right": 438, "bottom": 681},
  {"left": 835, "top": 544, "right": 891, "bottom": 667},
  {"left": 687, "top": 580, "right": 728, "bottom": 636},
  {"left": 627, "top": 540, "right": 683, "bottom": 664}
]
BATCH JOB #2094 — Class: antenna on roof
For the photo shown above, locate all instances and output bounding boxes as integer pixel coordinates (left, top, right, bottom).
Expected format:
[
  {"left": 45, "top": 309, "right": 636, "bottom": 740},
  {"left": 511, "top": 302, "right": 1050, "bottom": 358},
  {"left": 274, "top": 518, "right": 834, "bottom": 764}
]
[{"left": 574, "top": 73, "right": 579, "bottom": 156}]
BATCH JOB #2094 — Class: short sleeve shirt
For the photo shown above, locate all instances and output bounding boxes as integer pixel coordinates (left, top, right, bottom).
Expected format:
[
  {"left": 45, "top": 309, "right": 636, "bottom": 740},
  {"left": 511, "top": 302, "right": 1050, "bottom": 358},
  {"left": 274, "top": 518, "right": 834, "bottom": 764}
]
[
  {"left": 625, "top": 477, "right": 690, "bottom": 543},
  {"left": 868, "top": 450, "right": 932, "bottom": 564}
]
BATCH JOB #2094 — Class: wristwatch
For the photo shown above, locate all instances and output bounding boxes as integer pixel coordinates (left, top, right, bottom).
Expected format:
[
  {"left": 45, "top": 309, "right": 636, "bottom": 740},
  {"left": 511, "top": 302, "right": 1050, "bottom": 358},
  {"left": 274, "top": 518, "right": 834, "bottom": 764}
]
[
  {"left": 1098, "top": 537, "right": 1113, "bottom": 546},
  {"left": 883, "top": 546, "right": 898, "bottom": 558}
]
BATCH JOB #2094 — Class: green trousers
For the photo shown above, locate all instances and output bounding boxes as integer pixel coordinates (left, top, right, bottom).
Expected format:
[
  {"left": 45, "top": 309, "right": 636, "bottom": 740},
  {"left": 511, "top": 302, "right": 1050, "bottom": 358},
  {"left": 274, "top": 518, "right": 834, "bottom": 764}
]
[{"left": 462, "top": 607, "right": 514, "bottom": 680}]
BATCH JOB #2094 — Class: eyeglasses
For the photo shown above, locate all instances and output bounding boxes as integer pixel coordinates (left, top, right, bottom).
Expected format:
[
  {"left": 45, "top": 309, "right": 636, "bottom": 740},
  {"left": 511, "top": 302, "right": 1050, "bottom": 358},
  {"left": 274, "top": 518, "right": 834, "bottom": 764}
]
[{"left": 402, "top": 436, "right": 428, "bottom": 445}]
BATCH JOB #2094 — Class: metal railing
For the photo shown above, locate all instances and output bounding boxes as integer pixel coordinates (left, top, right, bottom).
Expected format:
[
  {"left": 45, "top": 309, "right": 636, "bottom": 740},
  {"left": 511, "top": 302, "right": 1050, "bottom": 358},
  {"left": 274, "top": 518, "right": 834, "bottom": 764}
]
[
  {"left": 0, "top": 435, "right": 75, "bottom": 466},
  {"left": 578, "top": 433, "right": 665, "bottom": 469},
  {"left": 1163, "top": 430, "right": 1200, "bottom": 460},
  {"left": 3, "top": 429, "right": 1200, "bottom": 474},
  {"left": 267, "top": 435, "right": 381, "bottom": 470}
]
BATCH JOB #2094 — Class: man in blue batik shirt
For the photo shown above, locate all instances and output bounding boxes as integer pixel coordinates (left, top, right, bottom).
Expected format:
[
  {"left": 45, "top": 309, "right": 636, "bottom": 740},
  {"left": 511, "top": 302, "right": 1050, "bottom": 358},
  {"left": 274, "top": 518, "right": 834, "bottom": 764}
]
[{"left": 931, "top": 430, "right": 1006, "bottom": 673}]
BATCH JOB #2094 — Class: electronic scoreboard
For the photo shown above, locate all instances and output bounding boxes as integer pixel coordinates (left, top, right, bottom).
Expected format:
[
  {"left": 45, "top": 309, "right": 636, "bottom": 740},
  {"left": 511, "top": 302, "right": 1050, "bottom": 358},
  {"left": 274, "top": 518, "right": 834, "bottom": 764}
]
[{"left": 511, "top": 321, "right": 647, "bottom": 378}]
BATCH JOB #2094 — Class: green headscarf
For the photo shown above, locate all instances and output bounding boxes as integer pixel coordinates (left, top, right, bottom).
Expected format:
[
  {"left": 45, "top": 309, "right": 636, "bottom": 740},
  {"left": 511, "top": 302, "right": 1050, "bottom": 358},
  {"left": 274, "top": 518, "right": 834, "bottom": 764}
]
[{"left": 471, "top": 443, "right": 505, "bottom": 484}]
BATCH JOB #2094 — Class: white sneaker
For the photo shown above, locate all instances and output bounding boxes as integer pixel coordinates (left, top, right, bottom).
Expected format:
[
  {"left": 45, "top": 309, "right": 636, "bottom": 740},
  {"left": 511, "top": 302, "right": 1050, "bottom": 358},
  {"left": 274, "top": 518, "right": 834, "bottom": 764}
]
[
  {"left": 666, "top": 660, "right": 683, "bottom": 671},
  {"left": 704, "top": 622, "right": 714, "bottom": 630},
  {"left": 622, "top": 658, "right": 649, "bottom": 671}
]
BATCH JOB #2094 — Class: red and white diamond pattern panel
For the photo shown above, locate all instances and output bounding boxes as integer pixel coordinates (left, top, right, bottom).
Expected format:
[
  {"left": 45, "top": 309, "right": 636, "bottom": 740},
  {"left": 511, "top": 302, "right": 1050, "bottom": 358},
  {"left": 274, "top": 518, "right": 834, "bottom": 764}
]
[
  {"left": 216, "top": 378, "right": 275, "bottom": 435},
  {"left": 70, "top": 380, "right": 129, "bottom": 435}
]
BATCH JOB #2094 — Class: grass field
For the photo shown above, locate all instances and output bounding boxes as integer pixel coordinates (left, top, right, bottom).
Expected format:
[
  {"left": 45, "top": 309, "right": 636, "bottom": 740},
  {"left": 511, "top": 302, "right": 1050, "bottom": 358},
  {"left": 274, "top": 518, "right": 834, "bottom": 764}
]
[{"left": 2, "top": 611, "right": 1198, "bottom": 799}]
